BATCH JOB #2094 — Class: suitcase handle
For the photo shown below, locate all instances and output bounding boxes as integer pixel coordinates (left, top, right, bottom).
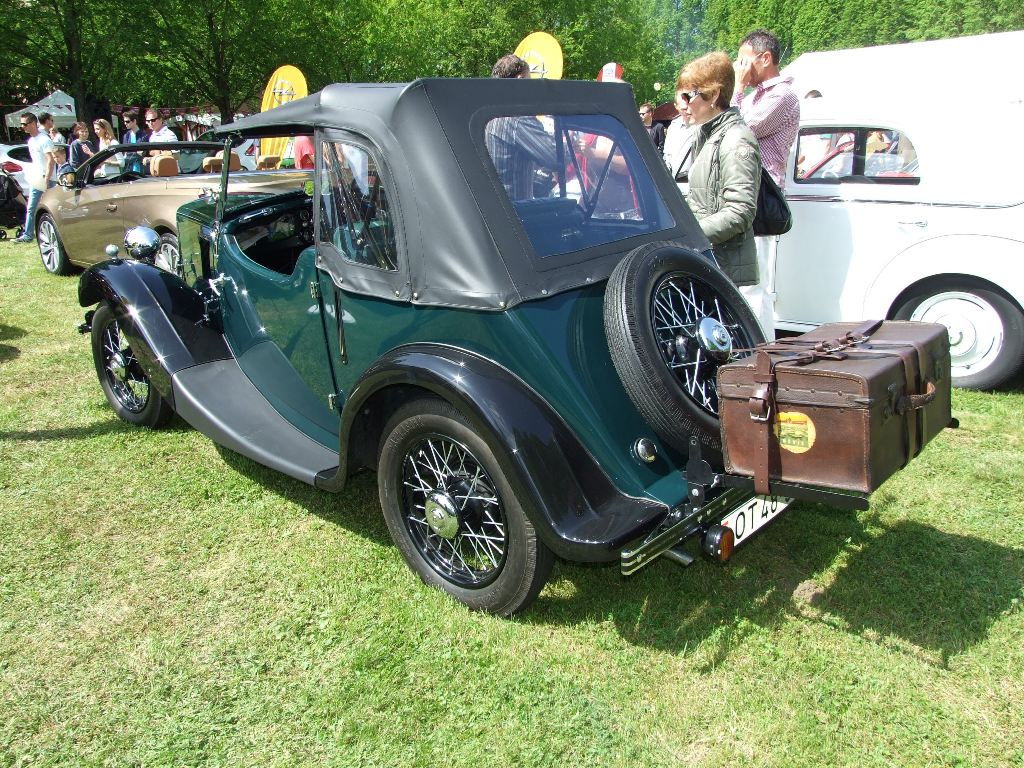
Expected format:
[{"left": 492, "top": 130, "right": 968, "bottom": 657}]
[{"left": 902, "top": 380, "right": 937, "bottom": 412}]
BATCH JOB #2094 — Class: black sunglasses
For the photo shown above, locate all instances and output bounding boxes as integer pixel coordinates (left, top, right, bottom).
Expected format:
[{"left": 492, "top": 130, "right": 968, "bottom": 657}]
[
  {"left": 678, "top": 90, "right": 703, "bottom": 105},
  {"left": 20, "top": 122, "right": 30, "bottom": 127},
  {"left": 145, "top": 117, "right": 158, "bottom": 123}
]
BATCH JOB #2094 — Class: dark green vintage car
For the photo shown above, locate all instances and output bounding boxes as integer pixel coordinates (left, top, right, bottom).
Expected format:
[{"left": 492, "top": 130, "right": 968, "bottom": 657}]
[{"left": 76, "top": 78, "right": 863, "bottom": 615}]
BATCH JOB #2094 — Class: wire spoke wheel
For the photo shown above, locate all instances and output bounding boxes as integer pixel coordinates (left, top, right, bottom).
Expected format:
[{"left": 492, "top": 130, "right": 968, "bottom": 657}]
[
  {"left": 400, "top": 434, "right": 508, "bottom": 587},
  {"left": 100, "top": 320, "right": 151, "bottom": 413},
  {"left": 651, "top": 272, "right": 758, "bottom": 417},
  {"left": 378, "top": 398, "right": 552, "bottom": 615},
  {"left": 90, "top": 303, "right": 173, "bottom": 429}
]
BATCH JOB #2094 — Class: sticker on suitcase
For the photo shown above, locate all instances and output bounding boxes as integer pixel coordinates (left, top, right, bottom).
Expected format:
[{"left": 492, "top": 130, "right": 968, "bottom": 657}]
[{"left": 775, "top": 411, "right": 816, "bottom": 454}]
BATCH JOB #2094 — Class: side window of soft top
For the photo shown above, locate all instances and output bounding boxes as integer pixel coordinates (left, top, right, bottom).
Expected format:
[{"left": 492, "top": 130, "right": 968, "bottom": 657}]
[
  {"left": 795, "top": 127, "right": 919, "bottom": 184},
  {"left": 317, "top": 141, "right": 397, "bottom": 271}
]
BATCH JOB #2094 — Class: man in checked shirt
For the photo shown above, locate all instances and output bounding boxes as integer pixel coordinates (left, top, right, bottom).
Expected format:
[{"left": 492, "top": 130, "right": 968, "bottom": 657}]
[
  {"left": 730, "top": 28, "right": 800, "bottom": 340},
  {"left": 732, "top": 29, "right": 800, "bottom": 188}
]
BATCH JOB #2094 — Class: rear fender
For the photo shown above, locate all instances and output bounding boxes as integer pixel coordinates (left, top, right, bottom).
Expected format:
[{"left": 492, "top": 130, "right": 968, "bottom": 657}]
[
  {"left": 864, "top": 234, "right": 1024, "bottom": 318},
  {"left": 79, "top": 259, "right": 231, "bottom": 402},
  {"left": 322, "top": 344, "right": 667, "bottom": 562}
]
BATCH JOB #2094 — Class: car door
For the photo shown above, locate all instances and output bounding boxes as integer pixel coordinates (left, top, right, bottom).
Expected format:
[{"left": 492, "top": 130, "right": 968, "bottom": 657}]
[
  {"left": 52, "top": 157, "right": 129, "bottom": 265},
  {"left": 213, "top": 179, "right": 341, "bottom": 448},
  {"left": 774, "top": 125, "right": 929, "bottom": 328}
]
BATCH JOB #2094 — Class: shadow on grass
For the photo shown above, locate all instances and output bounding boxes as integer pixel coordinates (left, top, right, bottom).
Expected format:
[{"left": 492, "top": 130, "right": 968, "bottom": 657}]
[
  {"left": 529, "top": 504, "right": 1023, "bottom": 665},
  {"left": 215, "top": 443, "right": 392, "bottom": 548},
  {"left": 178, "top": 438, "right": 1024, "bottom": 665},
  {"left": 0, "top": 412, "right": 195, "bottom": 442},
  {"left": 0, "top": 323, "right": 27, "bottom": 363}
]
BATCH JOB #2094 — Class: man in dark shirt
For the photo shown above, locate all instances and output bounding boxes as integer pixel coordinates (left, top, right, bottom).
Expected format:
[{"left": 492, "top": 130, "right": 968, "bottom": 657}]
[{"left": 639, "top": 103, "right": 665, "bottom": 155}]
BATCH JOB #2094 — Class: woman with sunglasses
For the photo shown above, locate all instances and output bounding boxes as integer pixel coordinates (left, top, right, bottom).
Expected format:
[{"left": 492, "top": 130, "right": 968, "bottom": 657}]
[{"left": 676, "top": 51, "right": 761, "bottom": 292}]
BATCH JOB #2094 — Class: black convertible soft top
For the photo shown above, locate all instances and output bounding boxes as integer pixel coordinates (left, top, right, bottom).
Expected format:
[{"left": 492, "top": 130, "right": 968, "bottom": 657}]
[{"left": 217, "top": 79, "right": 707, "bottom": 310}]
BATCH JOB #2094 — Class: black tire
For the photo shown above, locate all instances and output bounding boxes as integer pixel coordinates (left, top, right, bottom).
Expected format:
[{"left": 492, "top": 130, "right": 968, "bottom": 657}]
[
  {"left": 377, "top": 398, "right": 554, "bottom": 616},
  {"left": 156, "top": 232, "right": 181, "bottom": 276},
  {"left": 894, "top": 282, "right": 1024, "bottom": 390},
  {"left": 604, "top": 242, "right": 765, "bottom": 458},
  {"left": 91, "top": 303, "right": 174, "bottom": 428},
  {"left": 37, "top": 213, "right": 72, "bottom": 275},
  {"left": 0, "top": 229, "right": 7, "bottom": 241}
]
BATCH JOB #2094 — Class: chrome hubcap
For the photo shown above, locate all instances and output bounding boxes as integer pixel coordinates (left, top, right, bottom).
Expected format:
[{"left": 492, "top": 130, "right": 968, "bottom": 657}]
[
  {"left": 909, "top": 291, "right": 1002, "bottom": 376},
  {"left": 424, "top": 490, "right": 461, "bottom": 540},
  {"left": 696, "top": 316, "right": 733, "bottom": 361}
]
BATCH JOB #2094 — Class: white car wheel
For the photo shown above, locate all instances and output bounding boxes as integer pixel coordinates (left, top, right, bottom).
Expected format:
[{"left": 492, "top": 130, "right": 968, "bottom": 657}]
[{"left": 897, "top": 287, "right": 1024, "bottom": 390}]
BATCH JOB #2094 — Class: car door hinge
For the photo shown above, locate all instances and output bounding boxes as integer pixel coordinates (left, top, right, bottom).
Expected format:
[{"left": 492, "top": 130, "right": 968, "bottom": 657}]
[
  {"left": 310, "top": 280, "right": 321, "bottom": 300},
  {"left": 327, "top": 393, "right": 339, "bottom": 411}
]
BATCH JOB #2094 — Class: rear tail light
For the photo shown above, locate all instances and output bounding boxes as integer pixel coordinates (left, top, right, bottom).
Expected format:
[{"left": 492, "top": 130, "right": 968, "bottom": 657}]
[
  {"left": 702, "top": 524, "right": 735, "bottom": 562},
  {"left": 2, "top": 161, "right": 22, "bottom": 173}
]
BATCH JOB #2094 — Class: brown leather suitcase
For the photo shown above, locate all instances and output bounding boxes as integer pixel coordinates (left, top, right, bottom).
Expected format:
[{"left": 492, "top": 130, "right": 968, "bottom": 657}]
[{"left": 717, "top": 320, "right": 952, "bottom": 495}]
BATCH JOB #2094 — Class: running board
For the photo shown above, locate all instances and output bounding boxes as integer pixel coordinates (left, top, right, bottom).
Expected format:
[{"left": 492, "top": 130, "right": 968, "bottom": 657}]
[{"left": 172, "top": 359, "right": 339, "bottom": 486}]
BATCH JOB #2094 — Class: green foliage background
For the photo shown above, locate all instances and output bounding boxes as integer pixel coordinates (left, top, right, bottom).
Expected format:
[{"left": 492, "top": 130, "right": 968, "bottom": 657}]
[{"left": 1, "top": 0, "right": 1022, "bottom": 123}]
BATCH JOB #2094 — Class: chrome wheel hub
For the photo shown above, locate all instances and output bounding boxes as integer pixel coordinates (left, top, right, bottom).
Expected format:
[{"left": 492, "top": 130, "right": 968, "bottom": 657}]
[
  {"left": 424, "top": 490, "right": 461, "bottom": 540},
  {"left": 696, "top": 316, "right": 733, "bottom": 361},
  {"left": 108, "top": 350, "right": 128, "bottom": 380}
]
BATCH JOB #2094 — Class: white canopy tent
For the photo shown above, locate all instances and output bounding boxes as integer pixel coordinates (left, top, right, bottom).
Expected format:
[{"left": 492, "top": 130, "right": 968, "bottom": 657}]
[{"left": 4, "top": 90, "right": 78, "bottom": 130}]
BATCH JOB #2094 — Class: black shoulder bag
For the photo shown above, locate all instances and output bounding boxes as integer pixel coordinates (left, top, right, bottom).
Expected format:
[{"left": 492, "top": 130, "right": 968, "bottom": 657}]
[
  {"left": 713, "top": 125, "right": 793, "bottom": 237},
  {"left": 753, "top": 167, "right": 792, "bottom": 236}
]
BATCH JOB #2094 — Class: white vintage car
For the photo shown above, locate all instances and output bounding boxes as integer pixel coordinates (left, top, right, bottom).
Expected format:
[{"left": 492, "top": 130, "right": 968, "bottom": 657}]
[{"left": 772, "top": 97, "right": 1024, "bottom": 389}]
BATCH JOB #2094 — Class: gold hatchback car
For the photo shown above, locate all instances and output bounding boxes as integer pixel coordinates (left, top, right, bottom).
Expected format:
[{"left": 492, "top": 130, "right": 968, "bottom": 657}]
[{"left": 34, "top": 141, "right": 308, "bottom": 276}]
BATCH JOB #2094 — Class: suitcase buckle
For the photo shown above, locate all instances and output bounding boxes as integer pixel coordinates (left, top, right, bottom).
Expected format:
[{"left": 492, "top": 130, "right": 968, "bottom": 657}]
[{"left": 748, "top": 388, "right": 773, "bottom": 422}]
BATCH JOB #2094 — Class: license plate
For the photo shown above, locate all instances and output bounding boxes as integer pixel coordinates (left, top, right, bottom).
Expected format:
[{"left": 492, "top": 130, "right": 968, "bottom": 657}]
[{"left": 719, "top": 495, "right": 793, "bottom": 548}]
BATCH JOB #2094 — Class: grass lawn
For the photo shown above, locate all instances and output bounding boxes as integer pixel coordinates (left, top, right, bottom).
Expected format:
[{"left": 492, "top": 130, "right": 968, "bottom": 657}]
[{"left": 1, "top": 235, "right": 1022, "bottom": 767}]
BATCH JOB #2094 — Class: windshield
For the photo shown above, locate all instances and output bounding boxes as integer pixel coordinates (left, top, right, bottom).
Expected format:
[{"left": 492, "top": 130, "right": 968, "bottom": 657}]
[{"left": 484, "top": 113, "right": 674, "bottom": 258}]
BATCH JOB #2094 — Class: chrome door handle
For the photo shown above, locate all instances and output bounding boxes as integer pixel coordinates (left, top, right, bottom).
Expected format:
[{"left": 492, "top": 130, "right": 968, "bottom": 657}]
[
  {"left": 898, "top": 220, "right": 927, "bottom": 227},
  {"left": 106, "top": 204, "right": 118, "bottom": 212}
]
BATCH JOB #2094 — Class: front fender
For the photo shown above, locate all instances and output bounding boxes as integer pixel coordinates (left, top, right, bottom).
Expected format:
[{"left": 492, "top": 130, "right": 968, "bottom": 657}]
[
  {"left": 79, "top": 259, "right": 231, "bottom": 401},
  {"left": 323, "top": 344, "right": 668, "bottom": 562},
  {"left": 863, "top": 234, "right": 1024, "bottom": 318}
]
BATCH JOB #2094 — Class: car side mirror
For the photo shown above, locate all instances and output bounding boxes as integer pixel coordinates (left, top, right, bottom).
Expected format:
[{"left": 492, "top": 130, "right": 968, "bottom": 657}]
[{"left": 59, "top": 172, "right": 75, "bottom": 188}]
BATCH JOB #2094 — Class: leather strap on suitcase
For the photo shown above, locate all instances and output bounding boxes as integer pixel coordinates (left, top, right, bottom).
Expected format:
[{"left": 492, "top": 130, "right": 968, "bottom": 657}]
[{"left": 745, "top": 320, "right": 937, "bottom": 495}]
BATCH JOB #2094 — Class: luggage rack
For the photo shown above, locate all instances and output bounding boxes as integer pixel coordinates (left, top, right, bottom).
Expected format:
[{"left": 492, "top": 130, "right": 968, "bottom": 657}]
[{"left": 620, "top": 436, "right": 869, "bottom": 576}]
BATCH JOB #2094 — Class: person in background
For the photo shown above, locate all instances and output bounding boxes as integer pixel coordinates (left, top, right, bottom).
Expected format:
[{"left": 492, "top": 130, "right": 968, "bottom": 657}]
[
  {"left": 53, "top": 144, "right": 73, "bottom": 178},
  {"left": 13, "top": 112, "right": 56, "bottom": 243},
  {"left": 92, "top": 118, "right": 120, "bottom": 177},
  {"left": 293, "top": 134, "right": 315, "bottom": 169},
  {"left": 68, "top": 121, "right": 95, "bottom": 168},
  {"left": 676, "top": 52, "right": 762, "bottom": 307},
  {"left": 732, "top": 28, "right": 799, "bottom": 188},
  {"left": 144, "top": 109, "right": 176, "bottom": 152},
  {"left": 485, "top": 55, "right": 558, "bottom": 200},
  {"left": 663, "top": 89, "right": 695, "bottom": 183},
  {"left": 39, "top": 112, "right": 65, "bottom": 145},
  {"left": 639, "top": 102, "right": 665, "bottom": 155},
  {"left": 119, "top": 109, "right": 144, "bottom": 173},
  {"left": 731, "top": 28, "right": 798, "bottom": 340}
]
